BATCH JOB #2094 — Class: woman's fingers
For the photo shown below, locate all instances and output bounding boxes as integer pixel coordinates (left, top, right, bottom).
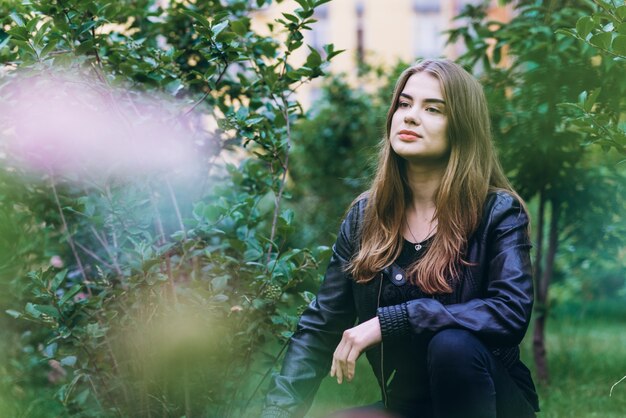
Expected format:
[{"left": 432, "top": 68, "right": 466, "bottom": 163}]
[
  {"left": 333, "top": 343, "right": 349, "bottom": 383},
  {"left": 345, "top": 346, "right": 360, "bottom": 381},
  {"left": 331, "top": 341, "right": 342, "bottom": 383},
  {"left": 332, "top": 337, "right": 359, "bottom": 383},
  {"left": 332, "top": 319, "right": 382, "bottom": 384}
]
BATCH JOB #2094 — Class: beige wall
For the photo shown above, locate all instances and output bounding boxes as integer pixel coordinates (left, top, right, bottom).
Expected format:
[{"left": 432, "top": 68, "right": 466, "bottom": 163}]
[{"left": 251, "top": 0, "right": 511, "bottom": 107}]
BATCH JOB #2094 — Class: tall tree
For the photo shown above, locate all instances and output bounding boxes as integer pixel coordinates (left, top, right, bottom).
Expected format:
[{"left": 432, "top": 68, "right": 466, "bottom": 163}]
[{"left": 448, "top": 0, "right": 625, "bottom": 383}]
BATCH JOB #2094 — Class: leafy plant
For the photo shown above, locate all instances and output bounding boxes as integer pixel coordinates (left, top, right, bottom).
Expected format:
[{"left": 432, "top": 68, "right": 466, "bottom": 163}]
[
  {"left": 0, "top": 0, "right": 338, "bottom": 416},
  {"left": 556, "top": 0, "right": 626, "bottom": 156}
]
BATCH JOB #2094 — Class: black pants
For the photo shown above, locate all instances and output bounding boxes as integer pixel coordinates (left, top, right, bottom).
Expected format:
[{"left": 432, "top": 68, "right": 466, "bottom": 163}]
[{"left": 330, "top": 329, "right": 537, "bottom": 418}]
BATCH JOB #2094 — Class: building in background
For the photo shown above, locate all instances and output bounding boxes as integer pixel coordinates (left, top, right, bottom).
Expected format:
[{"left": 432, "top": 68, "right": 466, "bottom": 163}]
[{"left": 252, "top": 0, "right": 511, "bottom": 107}]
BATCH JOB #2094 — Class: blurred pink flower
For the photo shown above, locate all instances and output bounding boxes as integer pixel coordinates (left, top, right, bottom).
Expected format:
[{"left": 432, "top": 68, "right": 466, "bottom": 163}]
[
  {"left": 0, "top": 72, "right": 203, "bottom": 181},
  {"left": 74, "top": 292, "right": 88, "bottom": 302},
  {"left": 50, "top": 255, "right": 64, "bottom": 268},
  {"left": 47, "top": 359, "right": 67, "bottom": 384}
]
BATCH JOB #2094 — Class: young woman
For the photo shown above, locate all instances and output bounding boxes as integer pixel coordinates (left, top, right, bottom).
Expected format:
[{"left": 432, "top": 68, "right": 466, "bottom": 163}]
[{"left": 261, "top": 59, "right": 539, "bottom": 418}]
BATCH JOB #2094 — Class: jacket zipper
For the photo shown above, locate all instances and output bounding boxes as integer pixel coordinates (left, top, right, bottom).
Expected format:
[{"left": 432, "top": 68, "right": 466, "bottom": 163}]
[{"left": 377, "top": 272, "right": 388, "bottom": 408}]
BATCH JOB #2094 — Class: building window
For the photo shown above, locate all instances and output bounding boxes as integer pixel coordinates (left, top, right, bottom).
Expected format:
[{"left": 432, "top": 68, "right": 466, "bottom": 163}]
[
  {"left": 412, "top": 1, "right": 444, "bottom": 58},
  {"left": 356, "top": 1, "right": 365, "bottom": 65},
  {"left": 310, "top": 3, "right": 330, "bottom": 53},
  {"left": 413, "top": 0, "right": 440, "bottom": 13}
]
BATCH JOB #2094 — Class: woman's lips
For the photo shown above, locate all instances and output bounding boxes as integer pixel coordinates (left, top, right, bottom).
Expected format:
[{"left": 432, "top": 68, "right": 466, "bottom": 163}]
[{"left": 398, "top": 130, "right": 421, "bottom": 141}]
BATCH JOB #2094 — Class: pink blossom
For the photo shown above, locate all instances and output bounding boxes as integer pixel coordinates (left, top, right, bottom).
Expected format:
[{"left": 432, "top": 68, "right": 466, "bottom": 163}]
[
  {"left": 50, "top": 255, "right": 64, "bottom": 268},
  {"left": 0, "top": 72, "right": 205, "bottom": 182}
]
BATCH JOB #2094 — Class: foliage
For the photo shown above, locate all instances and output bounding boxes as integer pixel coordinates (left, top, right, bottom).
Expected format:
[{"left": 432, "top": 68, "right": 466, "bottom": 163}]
[
  {"left": 0, "top": 0, "right": 338, "bottom": 416},
  {"left": 557, "top": 0, "right": 626, "bottom": 155},
  {"left": 289, "top": 74, "right": 379, "bottom": 246},
  {"left": 287, "top": 61, "right": 410, "bottom": 247},
  {"left": 448, "top": 0, "right": 626, "bottom": 382}
]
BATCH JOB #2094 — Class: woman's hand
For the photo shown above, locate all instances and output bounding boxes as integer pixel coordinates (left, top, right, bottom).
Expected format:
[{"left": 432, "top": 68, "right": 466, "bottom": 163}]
[{"left": 330, "top": 316, "right": 382, "bottom": 384}]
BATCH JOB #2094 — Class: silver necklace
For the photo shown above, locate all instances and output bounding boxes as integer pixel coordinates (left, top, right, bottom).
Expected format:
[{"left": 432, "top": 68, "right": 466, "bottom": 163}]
[{"left": 405, "top": 218, "right": 436, "bottom": 251}]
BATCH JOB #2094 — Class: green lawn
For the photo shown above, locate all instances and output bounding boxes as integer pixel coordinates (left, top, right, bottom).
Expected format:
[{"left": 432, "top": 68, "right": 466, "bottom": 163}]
[
  {"left": 2, "top": 301, "right": 625, "bottom": 417},
  {"left": 308, "top": 300, "right": 626, "bottom": 418}
]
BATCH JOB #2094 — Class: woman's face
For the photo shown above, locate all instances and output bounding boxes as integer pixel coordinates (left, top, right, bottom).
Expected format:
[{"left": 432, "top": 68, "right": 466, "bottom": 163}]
[{"left": 389, "top": 72, "right": 449, "bottom": 164}]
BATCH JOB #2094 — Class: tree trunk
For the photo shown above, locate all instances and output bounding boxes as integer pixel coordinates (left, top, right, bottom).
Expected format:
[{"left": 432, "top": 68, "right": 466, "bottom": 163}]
[
  {"left": 533, "top": 188, "right": 545, "bottom": 292},
  {"left": 533, "top": 197, "right": 560, "bottom": 384},
  {"left": 532, "top": 188, "right": 547, "bottom": 382}
]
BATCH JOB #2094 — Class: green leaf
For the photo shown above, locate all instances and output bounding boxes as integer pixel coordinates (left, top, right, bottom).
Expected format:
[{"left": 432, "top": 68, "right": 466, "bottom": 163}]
[
  {"left": 584, "top": 89, "right": 601, "bottom": 112},
  {"left": 302, "top": 290, "right": 315, "bottom": 303},
  {"left": 75, "top": 39, "right": 94, "bottom": 55},
  {"left": 617, "top": 5, "right": 626, "bottom": 20},
  {"left": 279, "top": 209, "right": 294, "bottom": 225},
  {"left": 34, "top": 304, "right": 61, "bottom": 319},
  {"left": 575, "top": 16, "right": 596, "bottom": 39},
  {"left": 294, "top": 0, "right": 310, "bottom": 10},
  {"left": 25, "top": 16, "right": 40, "bottom": 33},
  {"left": 612, "top": 35, "right": 626, "bottom": 56},
  {"left": 211, "top": 275, "right": 229, "bottom": 292},
  {"left": 40, "top": 38, "right": 59, "bottom": 58},
  {"left": 231, "top": 20, "right": 247, "bottom": 36},
  {"left": 0, "top": 34, "right": 10, "bottom": 51},
  {"left": 296, "top": 8, "right": 314, "bottom": 19},
  {"left": 25, "top": 302, "right": 42, "bottom": 318},
  {"left": 212, "top": 21, "right": 229, "bottom": 37},
  {"left": 9, "top": 12, "right": 25, "bottom": 27},
  {"left": 7, "top": 26, "right": 29, "bottom": 42},
  {"left": 50, "top": 269, "right": 68, "bottom": 292},
  {"left": 617, "top": 22, "right": 626, "bottom": 35},
  {"left": 75, "top": 389, "right": 89, "bottom": 405},
  {"left": 212, "top": 294, "right": 229, "bottom": 303},
  {"left": 43, "top": 343, "right": 57, "bottom": 358},
  {"left": 324, "top": 44, "right": 345, "bottom": 60},
  {"left": 305, "top": 47, "right": 322, "bottom": 67},
  {"left": 595, "top": 0, "right": 613, "bottom": 13},
  {"left": 5, "top": 309, "right": 21, "bottom": 319},
  {"left": 33, "top": 20, "right": 52, "bottom": 46},
  {"left": 181, "top": 9, "right": 212, "bottom": 30},
  {"left": 555, "top": 28, "right": 576, "bottom": 38},
  {"left": 589, "top": 32, "right": 613, "bottom": 50},
  {"left": 59, "top": 284, "right": 82, "bottom": 306},
  {"left": 578, "top": 90, "right": 588, "bottom": 107},
  {"left": 202, "top": 204, "right": 222, "bottom": 222},
  {"left": 282, "top": 13, "right": 298, "bottom": 23},
  {"left": 79, "top": 20, "right": 98, "bottom": 36},
  {"left": 60, "top": 356, "right": 77, "bottom": 366}
]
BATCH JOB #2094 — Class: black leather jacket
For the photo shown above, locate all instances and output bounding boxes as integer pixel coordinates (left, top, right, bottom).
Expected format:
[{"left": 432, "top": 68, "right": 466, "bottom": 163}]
[{"left": 262, "top": 192, "right": 537, "bottom": 417}]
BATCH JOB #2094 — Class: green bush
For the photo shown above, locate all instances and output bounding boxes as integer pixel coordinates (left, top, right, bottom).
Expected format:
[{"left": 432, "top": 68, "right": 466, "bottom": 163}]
[{"left": 0, "top": 0, "right": 338, "bottom": 416}]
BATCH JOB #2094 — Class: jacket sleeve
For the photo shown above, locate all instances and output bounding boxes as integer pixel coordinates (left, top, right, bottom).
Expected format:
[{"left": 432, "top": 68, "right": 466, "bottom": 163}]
[
  {"left": 261, "top": 201, "right": 363, "bottom": 418},
  {"left": 377, "top": 192, "right": 534, "bottom": 347}
]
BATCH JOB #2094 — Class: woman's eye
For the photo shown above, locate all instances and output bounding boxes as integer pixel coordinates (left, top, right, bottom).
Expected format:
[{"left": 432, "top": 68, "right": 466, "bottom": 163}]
[
  {"left": 398, "top": 101, "right": 410, "bottom": 108},
  {"left": 426, "top": 107, "right": 441, "bottom": 113}
]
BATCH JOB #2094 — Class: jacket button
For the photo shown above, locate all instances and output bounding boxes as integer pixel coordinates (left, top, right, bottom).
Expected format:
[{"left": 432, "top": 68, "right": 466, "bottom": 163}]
[{"left": 395, "top": 274, "right": 403, "bottom": 281}]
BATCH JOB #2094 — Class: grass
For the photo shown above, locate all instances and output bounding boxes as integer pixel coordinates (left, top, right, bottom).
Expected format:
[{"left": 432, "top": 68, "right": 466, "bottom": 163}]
[
  {"left": 307, "top": 299, "right": 626, "bottom": 418},
  {"left": 2, "top": 299, "right": 625, "bottom": 417}
]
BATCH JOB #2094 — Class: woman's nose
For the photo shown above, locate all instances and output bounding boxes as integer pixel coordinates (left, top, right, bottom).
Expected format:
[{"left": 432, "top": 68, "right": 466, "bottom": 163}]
[{"left": 404, "top": 110, "right": 420, "bottom": 125}]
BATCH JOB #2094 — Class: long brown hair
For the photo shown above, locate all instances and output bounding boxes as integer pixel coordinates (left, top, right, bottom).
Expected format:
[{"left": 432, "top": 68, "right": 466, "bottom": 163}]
[{"left": 348, "top": 59, "right": 516, "bottom": 294}]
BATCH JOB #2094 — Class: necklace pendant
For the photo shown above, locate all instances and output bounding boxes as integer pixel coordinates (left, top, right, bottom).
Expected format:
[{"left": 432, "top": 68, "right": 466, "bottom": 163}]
[{"left": 415, "top": 244, "right": 422, "bottom": 251}]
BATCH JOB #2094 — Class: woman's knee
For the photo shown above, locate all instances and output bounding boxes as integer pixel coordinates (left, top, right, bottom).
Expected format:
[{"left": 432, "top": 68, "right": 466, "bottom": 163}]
[{"left": 427, "top": 329, "right": 490, "bottom": 372}]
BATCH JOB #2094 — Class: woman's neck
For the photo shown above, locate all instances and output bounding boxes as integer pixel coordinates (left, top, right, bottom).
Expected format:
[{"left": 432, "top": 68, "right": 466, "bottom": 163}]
[
  {"left": 401, "top": 162, "right": 446, "bottom": 243},
  {"left": 404, "top": 162, "right": 446, "bottom": 212}
]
